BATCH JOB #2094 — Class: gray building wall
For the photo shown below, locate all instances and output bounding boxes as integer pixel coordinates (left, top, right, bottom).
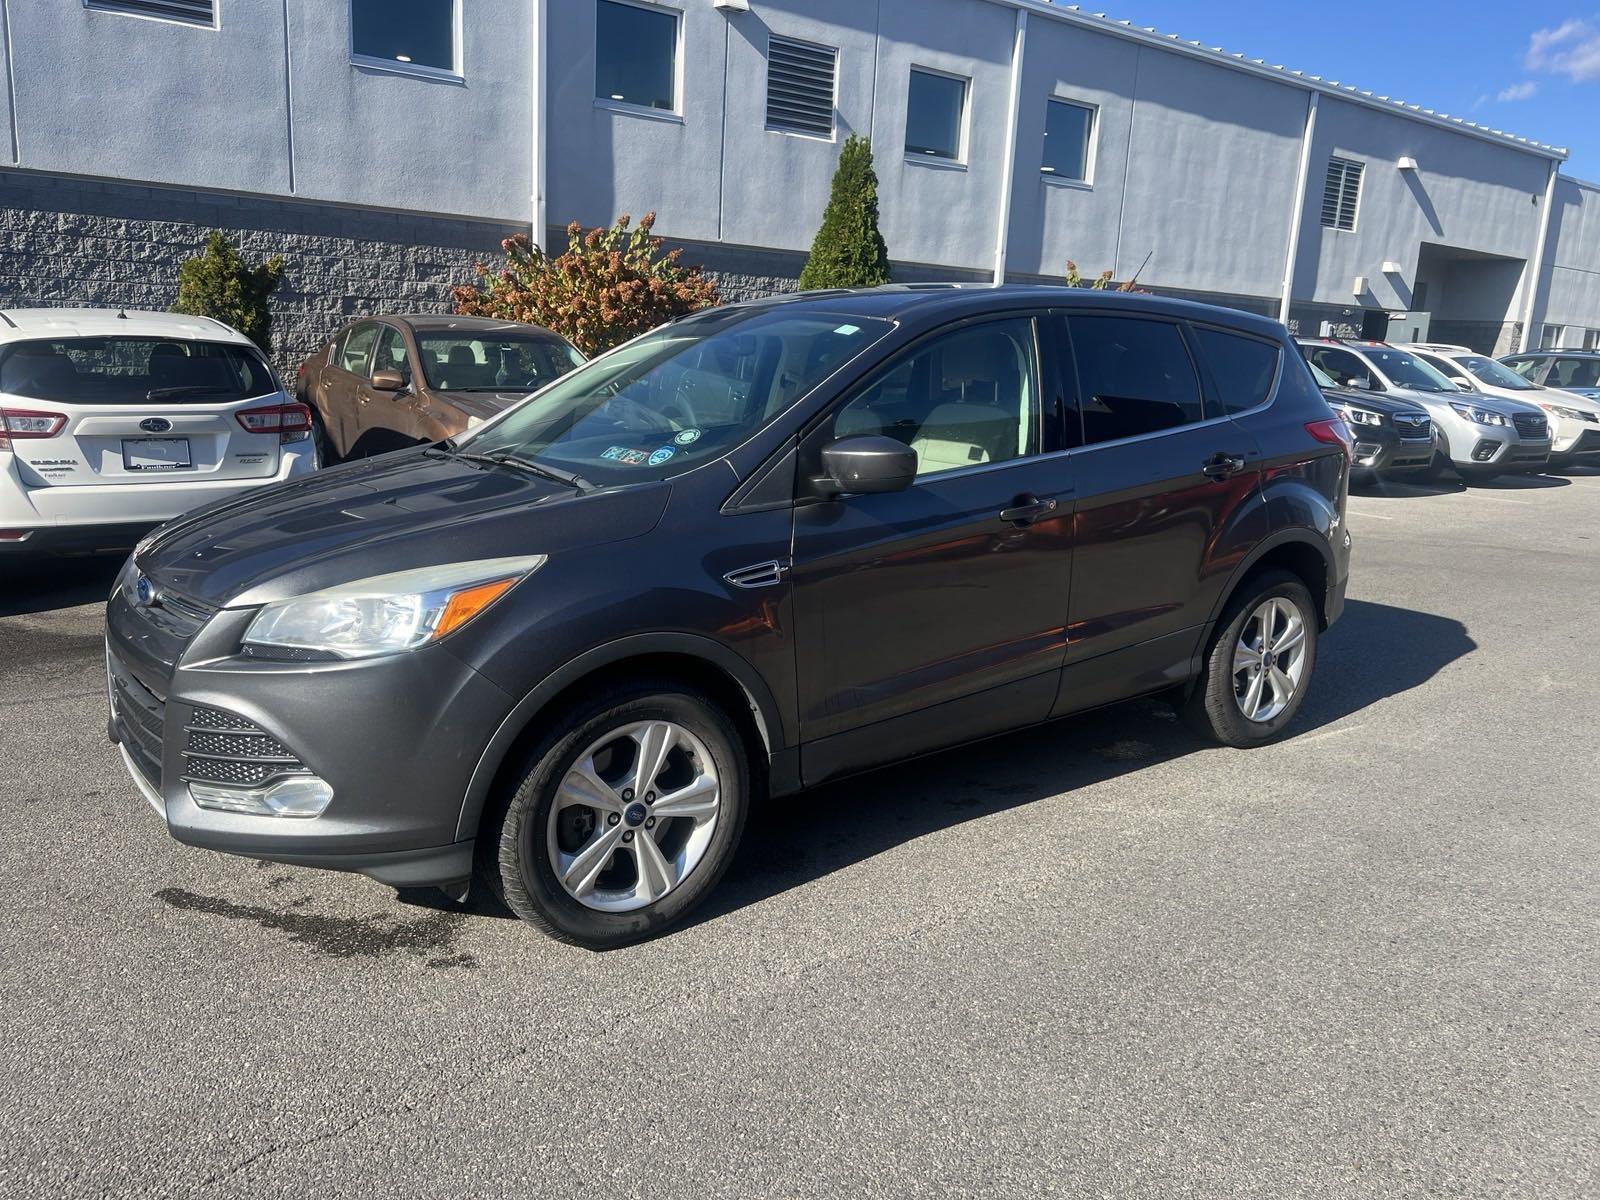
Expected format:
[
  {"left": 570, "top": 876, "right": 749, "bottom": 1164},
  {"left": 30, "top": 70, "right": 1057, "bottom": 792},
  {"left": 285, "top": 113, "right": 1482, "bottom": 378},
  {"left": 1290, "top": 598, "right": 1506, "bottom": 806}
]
[
  {"left": 1544, "top": 177, "right": 1600, "bottom": 345},
  {"left": 2, "top": 0, "right": 532, "bottom": 221}
]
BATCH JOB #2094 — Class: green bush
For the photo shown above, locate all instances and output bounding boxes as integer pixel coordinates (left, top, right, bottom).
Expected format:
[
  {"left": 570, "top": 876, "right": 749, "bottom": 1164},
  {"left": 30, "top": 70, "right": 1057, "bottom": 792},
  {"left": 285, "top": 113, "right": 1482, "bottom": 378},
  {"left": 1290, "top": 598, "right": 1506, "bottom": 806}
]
[
  {"left": 799, "top": 135, "right": 891, "bottom": 291},
  {"left": 453, "top": 213, "right": 719, "bottom": 357},
  {"left": 172, "top": 231, "right": 285, "bottom": 352}
]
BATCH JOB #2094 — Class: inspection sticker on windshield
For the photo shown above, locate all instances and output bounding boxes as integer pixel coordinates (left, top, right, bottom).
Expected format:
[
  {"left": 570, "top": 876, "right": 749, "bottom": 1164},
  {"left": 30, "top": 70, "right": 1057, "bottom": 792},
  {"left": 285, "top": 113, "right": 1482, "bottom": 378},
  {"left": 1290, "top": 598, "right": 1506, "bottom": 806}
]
[
  {"left": 601, "top": 446, "right": 650, "bottom": 465},
  {"left": 673, "top": 428, "right": 702, "bottom": 446},
  {"left": 834, "top": 324, "right": 861, "bottom": 336},
  {"left": 648, "top": 447, "right": 675, "bottom": 466}
]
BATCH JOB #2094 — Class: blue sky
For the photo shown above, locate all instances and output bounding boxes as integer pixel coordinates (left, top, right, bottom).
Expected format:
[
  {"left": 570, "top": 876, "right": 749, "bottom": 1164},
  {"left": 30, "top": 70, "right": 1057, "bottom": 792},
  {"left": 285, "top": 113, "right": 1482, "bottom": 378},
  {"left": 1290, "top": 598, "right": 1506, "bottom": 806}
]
[{"left": 1100, "top": 3, "right": 1600, "bottom": 177}]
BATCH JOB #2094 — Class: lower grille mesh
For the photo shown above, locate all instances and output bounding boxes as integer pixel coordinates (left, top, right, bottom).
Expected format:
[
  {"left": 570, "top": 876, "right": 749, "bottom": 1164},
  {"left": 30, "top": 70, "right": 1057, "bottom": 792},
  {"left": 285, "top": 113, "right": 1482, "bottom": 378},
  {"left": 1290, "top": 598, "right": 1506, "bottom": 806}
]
[{"left": 182, "top": 707, "right": 308, "bottom": 789}]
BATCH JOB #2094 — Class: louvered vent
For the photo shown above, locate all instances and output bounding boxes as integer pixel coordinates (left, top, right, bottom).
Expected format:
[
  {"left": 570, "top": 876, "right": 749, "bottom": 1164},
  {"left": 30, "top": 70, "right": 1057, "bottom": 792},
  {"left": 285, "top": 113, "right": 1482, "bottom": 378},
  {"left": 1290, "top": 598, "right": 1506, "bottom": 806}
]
[
  {"left": 1321, "top": 157, "right": 1364, "bottom": 231},
  {"left": 86, "top": 0, "right": 215, "bottom": 26},
  {"left": 766, "top": 35, "right": 837, "bottom": 137}
]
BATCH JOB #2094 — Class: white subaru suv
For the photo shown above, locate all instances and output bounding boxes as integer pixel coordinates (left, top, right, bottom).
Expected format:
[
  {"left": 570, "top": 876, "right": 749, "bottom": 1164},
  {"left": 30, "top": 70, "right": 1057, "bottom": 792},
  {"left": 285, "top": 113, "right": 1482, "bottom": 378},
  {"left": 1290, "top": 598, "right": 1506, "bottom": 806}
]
[{"left": 0, "top": 308, "right": 316, "bottom": 555}]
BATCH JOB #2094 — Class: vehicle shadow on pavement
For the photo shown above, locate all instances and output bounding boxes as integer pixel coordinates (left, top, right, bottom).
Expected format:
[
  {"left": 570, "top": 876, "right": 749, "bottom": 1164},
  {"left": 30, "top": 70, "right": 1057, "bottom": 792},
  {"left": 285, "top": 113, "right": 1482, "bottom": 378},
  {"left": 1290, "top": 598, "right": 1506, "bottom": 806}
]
[
  {"left": 0, "top": 557, "right": 122, "bottom": 618},
  {"left": 691, "top": 599, "right": 1475, "bottom": 930}
]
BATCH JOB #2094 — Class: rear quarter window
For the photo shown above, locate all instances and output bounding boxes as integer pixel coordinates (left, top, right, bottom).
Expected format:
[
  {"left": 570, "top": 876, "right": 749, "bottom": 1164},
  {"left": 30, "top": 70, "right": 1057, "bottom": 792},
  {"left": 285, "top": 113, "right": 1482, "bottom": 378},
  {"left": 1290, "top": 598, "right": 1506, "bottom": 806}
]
[{"left": 1193, "top": 327, "right": 1280, "bottom": 416}]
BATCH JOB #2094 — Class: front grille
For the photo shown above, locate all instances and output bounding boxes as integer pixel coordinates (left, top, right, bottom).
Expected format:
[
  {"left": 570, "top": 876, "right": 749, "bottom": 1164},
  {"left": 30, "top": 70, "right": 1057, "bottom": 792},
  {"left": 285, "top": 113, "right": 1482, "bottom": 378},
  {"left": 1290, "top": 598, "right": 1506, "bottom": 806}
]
[
  {"left": 1393, "top": 413, "right": 1432, "bottom": 441},
  {"left": 108, "top": 652, "right": 165, "bottom": 786},
  {"left": 1513, "top": 413, "right": 1549, "bottom": 440},
  {"left": 181, "top": 707, "right": 309, "bottom": 789}
]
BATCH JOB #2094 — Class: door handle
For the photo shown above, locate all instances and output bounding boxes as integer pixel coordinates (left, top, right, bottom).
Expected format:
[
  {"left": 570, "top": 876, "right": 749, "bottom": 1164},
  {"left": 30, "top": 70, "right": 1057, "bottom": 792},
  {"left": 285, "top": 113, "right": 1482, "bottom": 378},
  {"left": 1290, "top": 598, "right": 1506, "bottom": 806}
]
[
  {"left": 999, "top": 496, "right": 1058, "bottom": 525},
  {"left": 1201, "top": 453, "right": 1248, "bottom": 480}
]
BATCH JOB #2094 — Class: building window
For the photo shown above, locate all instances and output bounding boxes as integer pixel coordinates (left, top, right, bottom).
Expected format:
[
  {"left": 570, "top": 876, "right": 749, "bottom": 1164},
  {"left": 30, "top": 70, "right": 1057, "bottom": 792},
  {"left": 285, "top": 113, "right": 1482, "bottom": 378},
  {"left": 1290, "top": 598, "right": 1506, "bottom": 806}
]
[
  {"left": 1585, "top": 329, "right": 1599, "bottom": 352},
  {"left": 1540, "top": 324, "right": 1563, "bottom": 349},
  {"left": 905, "top": 68, "right": 968, "bottom": 163},
  {"left": 350, "top": 0, "right": 459, "bottom": 77},
  {"left": 85, "top": 0, "right": 215, "bottom": 27},
  {"left": 1321, "top": 157, "right": 1364, "bottom": 231},
  {"left": 1041, "top": 98, "right": 1094, "bottom": 182},
  {"left": 596, "top": 0, "right": 680, "bottom": 114},
  {"left": 766, "top": 35, "right": 837, "bottom": 138}
]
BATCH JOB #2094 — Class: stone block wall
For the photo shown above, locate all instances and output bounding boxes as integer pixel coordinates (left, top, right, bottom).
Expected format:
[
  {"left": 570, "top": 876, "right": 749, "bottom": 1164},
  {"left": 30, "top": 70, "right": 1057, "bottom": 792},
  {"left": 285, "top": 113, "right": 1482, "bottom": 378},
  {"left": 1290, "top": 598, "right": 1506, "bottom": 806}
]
[{"left": 0, "top": 169, "right": 523, "bottom": 375}]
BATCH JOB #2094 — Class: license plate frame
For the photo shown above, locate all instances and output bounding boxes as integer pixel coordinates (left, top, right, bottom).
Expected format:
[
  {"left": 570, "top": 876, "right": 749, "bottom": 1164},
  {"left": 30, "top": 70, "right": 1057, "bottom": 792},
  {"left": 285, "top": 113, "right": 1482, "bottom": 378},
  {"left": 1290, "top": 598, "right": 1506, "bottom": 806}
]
[{"left": 121, "top": 437, "right": 193, "bottom": 472}]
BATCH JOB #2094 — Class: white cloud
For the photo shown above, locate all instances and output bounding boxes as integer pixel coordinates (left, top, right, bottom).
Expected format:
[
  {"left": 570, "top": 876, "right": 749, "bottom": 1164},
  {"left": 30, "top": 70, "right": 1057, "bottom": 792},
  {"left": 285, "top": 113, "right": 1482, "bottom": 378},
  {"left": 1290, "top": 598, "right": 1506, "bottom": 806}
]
[
  {"left": 1497, "top": 81, "right": 1538, "bottom": 101},
  {"left": 1524, "top": 18, "right": 1600, "bottom": 82}
]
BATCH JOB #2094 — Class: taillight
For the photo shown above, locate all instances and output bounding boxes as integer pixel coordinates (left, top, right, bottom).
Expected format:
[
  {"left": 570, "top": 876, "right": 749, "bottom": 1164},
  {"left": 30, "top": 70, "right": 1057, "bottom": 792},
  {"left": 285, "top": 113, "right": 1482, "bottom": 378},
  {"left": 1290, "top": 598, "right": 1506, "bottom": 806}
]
[
  {"left": 0, "top": 408, "right": 68, "bottom": 450},
  {"left": 236, "top": 403, "right": 313, "bottom": 444},
  {"left": 1306, "top": 417, "right": 1354, "bottom": 461}
]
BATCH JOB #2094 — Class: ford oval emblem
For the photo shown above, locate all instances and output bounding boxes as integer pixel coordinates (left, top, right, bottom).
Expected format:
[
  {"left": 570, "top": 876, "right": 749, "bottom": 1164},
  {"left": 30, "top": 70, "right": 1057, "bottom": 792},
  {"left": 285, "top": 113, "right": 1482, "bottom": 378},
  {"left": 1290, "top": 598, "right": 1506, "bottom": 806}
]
[
  {"left": 134, "top": 574, "right": 153, "bottom": 606},
  {"left": 139, "top": 417, "right": 172, "bottom": 433}
]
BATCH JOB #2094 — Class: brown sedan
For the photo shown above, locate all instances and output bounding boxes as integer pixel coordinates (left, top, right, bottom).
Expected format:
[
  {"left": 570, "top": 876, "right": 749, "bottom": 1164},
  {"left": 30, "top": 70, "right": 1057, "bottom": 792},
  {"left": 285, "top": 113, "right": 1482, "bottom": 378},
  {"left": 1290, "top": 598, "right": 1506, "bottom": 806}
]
[{"left": 295, "top": 315, "right": 585, "bottom": 462}]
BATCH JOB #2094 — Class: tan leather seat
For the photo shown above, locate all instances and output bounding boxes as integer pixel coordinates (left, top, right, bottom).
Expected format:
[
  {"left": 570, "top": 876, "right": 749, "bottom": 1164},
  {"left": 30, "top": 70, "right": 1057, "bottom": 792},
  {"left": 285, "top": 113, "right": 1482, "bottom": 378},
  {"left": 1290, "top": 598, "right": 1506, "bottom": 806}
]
[{"left": 910, "top": 330, "right": 1026, "bottom": 471}]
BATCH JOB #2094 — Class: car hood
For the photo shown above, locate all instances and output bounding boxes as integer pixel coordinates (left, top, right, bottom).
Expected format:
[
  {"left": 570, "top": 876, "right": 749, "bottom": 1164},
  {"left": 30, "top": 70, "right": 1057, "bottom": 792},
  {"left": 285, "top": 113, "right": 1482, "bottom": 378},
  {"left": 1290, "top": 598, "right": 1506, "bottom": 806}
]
[
  {"left": 431, "top": 390, "right": 536, "bottom": 421},
  {"left": 138, "top": 448, "right": 670, "bottom": 609},
  {"left": 1382, "top": 386, "right": 1537, "bottom": 416},
  {"left": 1317, "top": 386, "right": 1426, "bottom": 418},
  {"left": 1535, "top": 387, "right": 1600, "bottom": 417}
]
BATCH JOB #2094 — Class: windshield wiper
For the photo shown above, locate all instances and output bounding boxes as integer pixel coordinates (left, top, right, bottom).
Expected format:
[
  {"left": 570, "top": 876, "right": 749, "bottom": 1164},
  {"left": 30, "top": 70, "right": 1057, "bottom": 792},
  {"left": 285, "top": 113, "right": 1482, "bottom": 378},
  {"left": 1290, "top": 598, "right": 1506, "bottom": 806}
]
[
  {"left": 146, "top": 386, "right": 234, "bottom": 400},
  {"left": 449, "top": 449, "right": 594, "bottom": 492}
]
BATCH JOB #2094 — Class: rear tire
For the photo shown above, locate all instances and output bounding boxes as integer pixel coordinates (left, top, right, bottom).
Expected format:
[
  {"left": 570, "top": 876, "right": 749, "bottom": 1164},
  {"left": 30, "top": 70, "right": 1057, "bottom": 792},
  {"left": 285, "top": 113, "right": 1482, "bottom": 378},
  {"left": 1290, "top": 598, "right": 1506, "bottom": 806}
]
[
  {"left": 1184, "top": 570, "right": 1318, "bottom": 748},
  {"left": 476, "top": 680, "right": 750, "bottom": 949}
]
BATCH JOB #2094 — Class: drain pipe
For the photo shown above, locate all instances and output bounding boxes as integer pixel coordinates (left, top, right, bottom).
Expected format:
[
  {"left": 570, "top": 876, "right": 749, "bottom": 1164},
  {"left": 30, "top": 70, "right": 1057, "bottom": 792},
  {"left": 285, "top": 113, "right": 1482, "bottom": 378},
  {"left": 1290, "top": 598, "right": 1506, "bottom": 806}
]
[
  {"left": 531, "top": 0, "right": 548, "bottom": 248},
  {"left": 1519, "top": 159, "right": 1559, "bottom": 352},
  {"left": 992, "top": 9, "right": 1027, "bottom": 284},
  {"left": 1278, "top": 90, "right": 1319, "bottom": 327}
]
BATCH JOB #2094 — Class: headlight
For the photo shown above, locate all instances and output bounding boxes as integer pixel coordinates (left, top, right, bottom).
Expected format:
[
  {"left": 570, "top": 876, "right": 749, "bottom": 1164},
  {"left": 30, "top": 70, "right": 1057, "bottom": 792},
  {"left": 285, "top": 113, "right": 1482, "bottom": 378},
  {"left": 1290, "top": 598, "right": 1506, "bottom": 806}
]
[
  {"left": 1337, "top": 406, "right": 1383, "bottom": 426},
  {"left": 242, "top": 555, "right": 545, "bottom": 660},
  {"left": 1542, "top": 404, "right": 1585, "bottom": 422},
  {"left": 1449, "top": 402, "right": 1507, "bottom": 427}
]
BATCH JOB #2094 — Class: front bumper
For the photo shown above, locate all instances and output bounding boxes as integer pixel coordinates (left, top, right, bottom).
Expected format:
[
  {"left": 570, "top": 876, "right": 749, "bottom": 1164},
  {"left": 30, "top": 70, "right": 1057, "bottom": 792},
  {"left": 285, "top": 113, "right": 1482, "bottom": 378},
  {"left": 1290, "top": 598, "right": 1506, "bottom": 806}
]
[
  {"left": 2, "top": 447, "right": 314, "bottom": 552},
  {"left": 1350, "top": 425, "right": 1435, "bottom": 475},
  {"left": 106, "top": 587, "right": 513, "bottom": 888},
  {"left": 1551, "top": 425, "right": 1600, "bottom": 463}
]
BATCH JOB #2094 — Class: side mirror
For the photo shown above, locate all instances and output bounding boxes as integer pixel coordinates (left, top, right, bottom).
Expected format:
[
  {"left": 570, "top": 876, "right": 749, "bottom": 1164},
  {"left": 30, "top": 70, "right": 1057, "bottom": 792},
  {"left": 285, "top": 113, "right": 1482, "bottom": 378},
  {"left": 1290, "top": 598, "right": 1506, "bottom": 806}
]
[
  {"left": 819, "top": 435, "right": 918, "bottom": 495},
  {"left": 1454, "top": 379, "right": 1474, "bottom": 392},
  {"left": 371, "top": 369, "right": 406, "bottom": 392},
  {"left": 1352, "top": 375, "right": 1375, "bottom": 391}
]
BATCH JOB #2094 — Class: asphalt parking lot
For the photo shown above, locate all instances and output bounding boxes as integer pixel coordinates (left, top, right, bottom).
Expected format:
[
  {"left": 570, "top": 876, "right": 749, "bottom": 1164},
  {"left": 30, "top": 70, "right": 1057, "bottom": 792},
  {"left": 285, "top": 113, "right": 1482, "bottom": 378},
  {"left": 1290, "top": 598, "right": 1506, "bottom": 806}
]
[{"left": 2, "top": 470, "right": 1597, "bottom": 1199}]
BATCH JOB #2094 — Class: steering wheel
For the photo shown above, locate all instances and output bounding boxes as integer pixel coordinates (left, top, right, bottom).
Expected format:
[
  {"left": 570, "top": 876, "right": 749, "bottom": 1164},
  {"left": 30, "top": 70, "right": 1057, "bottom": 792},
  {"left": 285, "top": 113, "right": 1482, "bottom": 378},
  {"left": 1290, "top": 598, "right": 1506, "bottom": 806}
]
[{"left": 663, "top": 379, "right": 700, "bottom": 431}]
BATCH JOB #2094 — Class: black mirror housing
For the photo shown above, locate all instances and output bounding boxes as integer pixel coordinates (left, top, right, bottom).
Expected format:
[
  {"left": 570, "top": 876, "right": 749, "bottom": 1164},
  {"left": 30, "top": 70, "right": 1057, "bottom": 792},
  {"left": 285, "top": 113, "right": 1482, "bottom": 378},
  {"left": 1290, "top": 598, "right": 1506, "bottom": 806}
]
[{"left": 820, "top": 435, "right": 918, "bottom": 496}]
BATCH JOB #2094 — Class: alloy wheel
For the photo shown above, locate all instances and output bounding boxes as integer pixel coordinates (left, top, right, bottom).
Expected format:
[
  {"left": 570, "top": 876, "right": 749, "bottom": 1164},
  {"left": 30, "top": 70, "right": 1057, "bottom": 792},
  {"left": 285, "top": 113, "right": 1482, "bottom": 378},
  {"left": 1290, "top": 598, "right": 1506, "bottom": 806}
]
[
  {"left": 1232, "top": 597, "right": 1308, "bottom": 723},
  {"left": 546, "top": 720, "right": 721, "bottom": 913}
]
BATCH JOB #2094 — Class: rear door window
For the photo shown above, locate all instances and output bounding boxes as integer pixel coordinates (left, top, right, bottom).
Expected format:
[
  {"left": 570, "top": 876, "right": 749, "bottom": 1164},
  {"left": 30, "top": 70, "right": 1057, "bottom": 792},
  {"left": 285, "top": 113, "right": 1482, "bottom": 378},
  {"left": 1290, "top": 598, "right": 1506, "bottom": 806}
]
[
  {"left": 1068, "top": 315, "right": 1203, "bottom": 444},
  {"left": 338, "top": 323, "right": 380, "bottom": 376},
  {"left": 0, "top": 338, "right": 277, "bottom": 404},
  {"left": 1192, "top": 326, "right": 1280, "bottom": 416}
]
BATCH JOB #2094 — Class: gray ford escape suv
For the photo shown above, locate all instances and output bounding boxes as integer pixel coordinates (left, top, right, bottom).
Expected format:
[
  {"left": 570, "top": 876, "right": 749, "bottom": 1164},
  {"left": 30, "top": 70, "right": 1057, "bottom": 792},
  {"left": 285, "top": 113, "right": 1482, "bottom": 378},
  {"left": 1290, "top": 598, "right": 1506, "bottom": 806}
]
[{"left": 107, "top": 287, "right": 1351, "bottom": 948}]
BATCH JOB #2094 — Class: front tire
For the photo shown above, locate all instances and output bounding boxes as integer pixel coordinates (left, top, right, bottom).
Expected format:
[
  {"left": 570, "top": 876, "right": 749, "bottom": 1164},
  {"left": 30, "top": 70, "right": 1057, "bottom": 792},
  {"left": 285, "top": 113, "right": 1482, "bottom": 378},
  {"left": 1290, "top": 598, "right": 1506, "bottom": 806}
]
[
  {"left": 1184, "top": 570, "right": 1318, "bottom": 747},
  {"left": 478, "top": 681, "right": 751, "bottom": 949}
]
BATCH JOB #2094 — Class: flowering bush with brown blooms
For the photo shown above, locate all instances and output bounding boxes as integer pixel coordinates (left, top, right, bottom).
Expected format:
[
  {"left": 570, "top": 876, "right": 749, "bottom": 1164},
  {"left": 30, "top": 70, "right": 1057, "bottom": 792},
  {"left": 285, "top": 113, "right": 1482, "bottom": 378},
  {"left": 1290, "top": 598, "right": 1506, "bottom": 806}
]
[
  {"left": 1064, "top": 259, "right": 1147, "bottom": 293},
  {"left": 452, "top": 213, "right": 720, "bottom": 357}
]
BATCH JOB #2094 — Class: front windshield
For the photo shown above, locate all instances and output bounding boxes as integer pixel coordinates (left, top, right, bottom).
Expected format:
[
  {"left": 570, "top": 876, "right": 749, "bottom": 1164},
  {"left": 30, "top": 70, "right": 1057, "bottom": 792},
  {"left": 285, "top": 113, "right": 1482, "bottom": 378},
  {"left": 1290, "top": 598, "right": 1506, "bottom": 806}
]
[
  {"left": 418, "top": 332, "right": 585, "bottom": 393},
  {"left": 1458, "top": 354, "right": 1538, "bottom": 391},
  {"left": 1364, "top": 349, "right": 1457, "bottom": 393},
  {"left": 455, "top": 307, "right": 894, "bottom": 483}
]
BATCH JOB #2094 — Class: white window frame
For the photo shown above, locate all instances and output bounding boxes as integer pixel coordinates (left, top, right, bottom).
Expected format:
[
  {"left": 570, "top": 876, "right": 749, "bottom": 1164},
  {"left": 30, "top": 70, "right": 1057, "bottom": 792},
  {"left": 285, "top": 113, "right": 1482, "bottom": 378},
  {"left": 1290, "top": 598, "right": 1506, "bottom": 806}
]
[
  {"left": 1584, "top": 329, "right": 1599, "bottom": 352},
  {"left": 348, "top": 0, "right": 464, "bottom": 84},
  {"left": 1321, "top": 156, "right": 1364, "bottom": 233},
  {"left": 1040, "top": 95, "right": 1098, "bottom": 189},
  {"left": 1540, "top": 323, "right": 1563, "bottom": 350},
  {"left": 904, "top": 65, "right": 971, "bottom": 169},
  {"left": 763, "top": 33, "right": 839, "bottom": 143},
  {"left": 83, "top": 0, "right": 219, "bottom": 30},
  {"left": 593, "top": 0, "right": 686, "bottom": 123}
]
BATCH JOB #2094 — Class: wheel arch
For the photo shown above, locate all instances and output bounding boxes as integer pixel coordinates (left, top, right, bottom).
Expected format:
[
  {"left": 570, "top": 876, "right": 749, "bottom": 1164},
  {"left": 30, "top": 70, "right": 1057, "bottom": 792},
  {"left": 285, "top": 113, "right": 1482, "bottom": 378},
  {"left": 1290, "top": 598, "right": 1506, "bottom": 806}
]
[
  {"left": 455, "top": 634, "right": 786, "bottom": 842},
  {"left": 1207, "top": 529, "right": 1336, "bottom": 634}
]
